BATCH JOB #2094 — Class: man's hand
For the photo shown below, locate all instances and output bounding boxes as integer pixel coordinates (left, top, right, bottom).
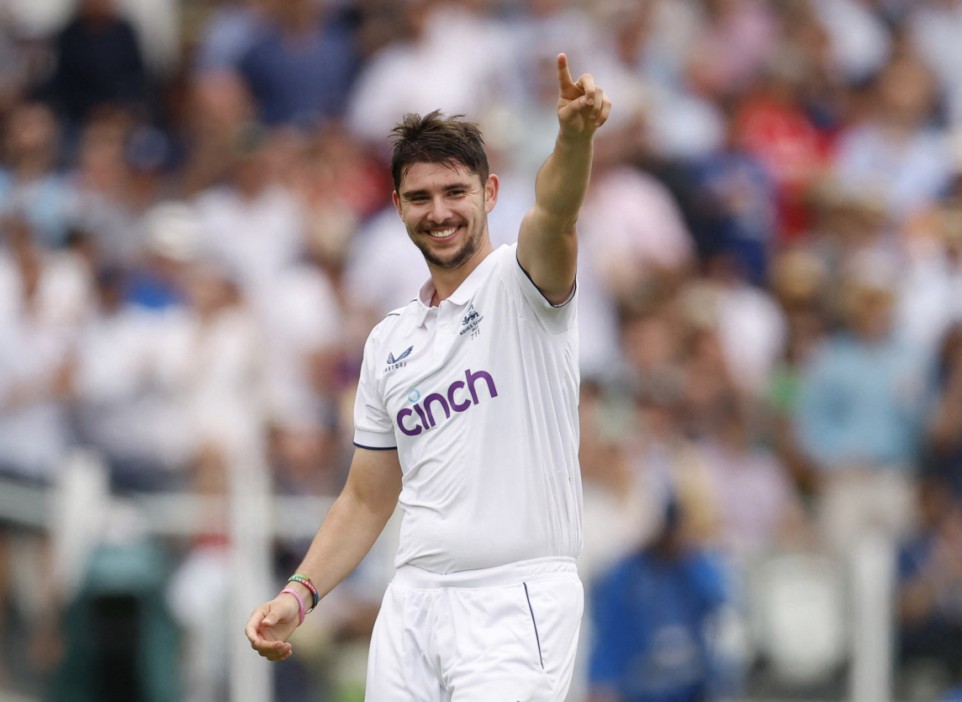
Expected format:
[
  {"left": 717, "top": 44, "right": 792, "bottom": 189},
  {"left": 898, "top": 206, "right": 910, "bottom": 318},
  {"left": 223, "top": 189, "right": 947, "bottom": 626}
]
[
  {"left": 556, "top": 53, "right": 611, "bottom": 140},
  {"left": 244, "top": 594, "right": 301, "bottom": 662}
]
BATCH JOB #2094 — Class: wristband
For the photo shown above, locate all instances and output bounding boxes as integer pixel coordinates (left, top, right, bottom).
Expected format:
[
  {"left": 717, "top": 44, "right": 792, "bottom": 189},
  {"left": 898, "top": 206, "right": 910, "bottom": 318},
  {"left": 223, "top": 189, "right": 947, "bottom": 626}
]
[
  {"left": 287, "top": 573, "right": 320, "bottom": 612},
  {"left": 280, "top": 587, "right": 306, "bottom": 625}
]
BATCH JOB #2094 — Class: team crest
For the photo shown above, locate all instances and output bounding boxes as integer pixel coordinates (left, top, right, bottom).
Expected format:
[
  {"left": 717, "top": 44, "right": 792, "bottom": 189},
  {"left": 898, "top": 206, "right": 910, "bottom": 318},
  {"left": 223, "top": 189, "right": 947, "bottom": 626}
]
[{"left": 460, "top": 304, "right": 483, "bottom": 338}]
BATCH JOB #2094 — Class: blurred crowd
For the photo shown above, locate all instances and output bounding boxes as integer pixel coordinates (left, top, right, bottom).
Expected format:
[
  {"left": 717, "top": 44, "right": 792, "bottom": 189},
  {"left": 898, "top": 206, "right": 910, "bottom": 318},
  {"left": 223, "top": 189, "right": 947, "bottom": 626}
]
[{"left": 1, "top": 0, "right": 962, "bottom": 700}]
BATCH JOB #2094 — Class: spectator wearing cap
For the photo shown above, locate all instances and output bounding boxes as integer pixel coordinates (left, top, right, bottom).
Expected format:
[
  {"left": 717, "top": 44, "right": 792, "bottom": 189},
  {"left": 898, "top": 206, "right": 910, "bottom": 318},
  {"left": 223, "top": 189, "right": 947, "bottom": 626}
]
[
  {"left": 125, "top": 200, "right": 201, "bottom": 311},
  {"left": 587, "top": 493, "right": 732, "bottom": 702}
]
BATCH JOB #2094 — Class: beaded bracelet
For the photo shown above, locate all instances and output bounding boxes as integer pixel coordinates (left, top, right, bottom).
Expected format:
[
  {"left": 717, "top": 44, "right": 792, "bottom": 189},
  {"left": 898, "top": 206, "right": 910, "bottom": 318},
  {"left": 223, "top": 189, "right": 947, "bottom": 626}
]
[
  {"left": 280, "top": 587, "right": 306, "bottom": 625},
  {"left": 287, "top": 573, "right": 320, "bottom": 612}
]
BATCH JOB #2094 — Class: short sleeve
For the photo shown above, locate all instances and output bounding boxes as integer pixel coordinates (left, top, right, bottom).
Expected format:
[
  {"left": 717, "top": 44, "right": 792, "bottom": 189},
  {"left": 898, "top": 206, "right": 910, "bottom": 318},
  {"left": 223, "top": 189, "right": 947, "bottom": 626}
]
[
  {"left": 507, "top": 243, "right": 577, "bottom": 335},
  {"left": 352, "top": 326, "right": 397, "bottom": 450}
]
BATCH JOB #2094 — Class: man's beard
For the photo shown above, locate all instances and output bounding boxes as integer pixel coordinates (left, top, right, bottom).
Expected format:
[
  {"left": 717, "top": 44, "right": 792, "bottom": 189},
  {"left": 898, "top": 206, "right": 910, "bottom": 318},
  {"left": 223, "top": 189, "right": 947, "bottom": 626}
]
[{"left": 410, "top": 224, "right": 483, "bottom": 270}]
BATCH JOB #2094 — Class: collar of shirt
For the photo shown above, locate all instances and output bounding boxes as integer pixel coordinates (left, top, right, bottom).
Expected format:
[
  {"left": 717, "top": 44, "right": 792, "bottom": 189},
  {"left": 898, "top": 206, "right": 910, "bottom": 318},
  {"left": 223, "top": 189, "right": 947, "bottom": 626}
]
[{"left": 413, "top": 247, "right": 502, "bottom": 328}]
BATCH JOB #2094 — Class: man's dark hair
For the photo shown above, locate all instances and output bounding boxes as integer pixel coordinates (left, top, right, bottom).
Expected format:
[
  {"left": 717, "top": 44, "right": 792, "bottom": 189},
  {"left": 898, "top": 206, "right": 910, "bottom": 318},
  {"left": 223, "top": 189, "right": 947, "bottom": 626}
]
[{"left": 390, "top": 110, "right": 489, "bottom": 191}]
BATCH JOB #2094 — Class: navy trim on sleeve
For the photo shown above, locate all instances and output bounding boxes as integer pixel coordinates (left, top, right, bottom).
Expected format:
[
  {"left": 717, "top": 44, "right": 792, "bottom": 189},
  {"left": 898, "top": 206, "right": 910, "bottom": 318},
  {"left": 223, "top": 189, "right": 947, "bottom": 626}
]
[
  {"left": 353, "top": 442, "right": 398, "bottom": 451},
  {"left": 515, "top": 254, "right": 576, "bottom": 308}
]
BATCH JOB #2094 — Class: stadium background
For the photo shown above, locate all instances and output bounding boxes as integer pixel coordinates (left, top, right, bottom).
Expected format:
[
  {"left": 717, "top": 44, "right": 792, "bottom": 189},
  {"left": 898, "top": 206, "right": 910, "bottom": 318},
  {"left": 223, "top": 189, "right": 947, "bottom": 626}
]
[{"left": 1, "top": 0, "right": 961, "bottom": 700}]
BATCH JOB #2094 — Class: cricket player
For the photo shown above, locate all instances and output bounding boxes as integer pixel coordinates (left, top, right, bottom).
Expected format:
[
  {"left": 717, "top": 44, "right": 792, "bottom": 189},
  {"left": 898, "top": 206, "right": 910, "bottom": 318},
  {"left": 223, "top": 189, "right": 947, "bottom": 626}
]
[{"left": 246, "top": 53, "right": 611, "bottom": 701}]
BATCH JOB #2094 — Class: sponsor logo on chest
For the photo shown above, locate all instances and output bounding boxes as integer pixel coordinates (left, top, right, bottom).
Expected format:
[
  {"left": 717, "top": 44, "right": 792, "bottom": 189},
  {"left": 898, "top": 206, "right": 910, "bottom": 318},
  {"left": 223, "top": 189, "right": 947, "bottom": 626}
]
[{"left": 396, "top": 368, "right": 498, "bottom": 436}]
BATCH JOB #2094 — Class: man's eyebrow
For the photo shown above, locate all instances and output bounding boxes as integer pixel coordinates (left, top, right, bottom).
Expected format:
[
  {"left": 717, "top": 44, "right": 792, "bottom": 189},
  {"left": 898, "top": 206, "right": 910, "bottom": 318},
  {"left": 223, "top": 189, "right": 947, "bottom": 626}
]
[{"left": 399, "top": 181, "right": 474, "bottom": 199}]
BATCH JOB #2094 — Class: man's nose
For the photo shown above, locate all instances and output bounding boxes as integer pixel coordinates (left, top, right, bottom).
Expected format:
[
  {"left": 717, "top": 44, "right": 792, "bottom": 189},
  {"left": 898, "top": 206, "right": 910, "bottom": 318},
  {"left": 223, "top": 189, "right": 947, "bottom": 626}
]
[{"left": 427, "top": 196, "right": 452, "bottom": 222}]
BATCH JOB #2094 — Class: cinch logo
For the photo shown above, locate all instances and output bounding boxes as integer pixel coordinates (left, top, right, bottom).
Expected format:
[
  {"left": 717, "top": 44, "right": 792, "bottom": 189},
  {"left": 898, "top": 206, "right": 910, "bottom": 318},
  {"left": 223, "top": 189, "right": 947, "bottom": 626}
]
[{"left": 396, "top": 368, "right": 498, "bottom": 436}]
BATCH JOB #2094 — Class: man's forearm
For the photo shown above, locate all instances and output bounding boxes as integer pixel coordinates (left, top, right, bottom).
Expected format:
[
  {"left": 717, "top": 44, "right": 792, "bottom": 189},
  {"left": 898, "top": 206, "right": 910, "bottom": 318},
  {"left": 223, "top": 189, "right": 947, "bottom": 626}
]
[
  {"left": 515, "top": 54, "right": 609, "bottom": 302},
  {"left": 283, "top": 446, "right": 401, "bottom": 604},
  {"left": 289, "top": 489, "right": 396, "bottom": 603},
  {"left": 534, "top": 133, "right": 594, "bottom": 228}
]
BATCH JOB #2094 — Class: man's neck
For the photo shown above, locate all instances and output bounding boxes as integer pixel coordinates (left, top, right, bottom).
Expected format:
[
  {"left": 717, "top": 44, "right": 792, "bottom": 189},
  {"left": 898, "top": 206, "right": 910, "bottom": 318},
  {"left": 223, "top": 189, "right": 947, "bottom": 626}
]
[{"left": 427, "top": 241, "right": 494, "bottom": 305}]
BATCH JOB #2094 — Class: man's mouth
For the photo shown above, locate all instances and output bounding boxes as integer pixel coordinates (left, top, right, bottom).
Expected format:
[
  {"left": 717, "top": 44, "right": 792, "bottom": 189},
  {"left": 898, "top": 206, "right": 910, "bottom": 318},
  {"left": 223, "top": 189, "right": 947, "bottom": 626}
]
[{"left": 427, "top": 227, "right": 458, "bottom": 239}]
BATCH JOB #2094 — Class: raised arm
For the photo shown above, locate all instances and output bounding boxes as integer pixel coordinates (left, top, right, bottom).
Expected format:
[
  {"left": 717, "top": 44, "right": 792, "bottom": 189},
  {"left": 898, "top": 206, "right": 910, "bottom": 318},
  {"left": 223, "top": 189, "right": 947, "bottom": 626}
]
[
  {"left": 517, "top": 53, "right": 611, "bottom": 305},
  {"left": 245, "top": 446, "right": 402, "bottom": 661}
]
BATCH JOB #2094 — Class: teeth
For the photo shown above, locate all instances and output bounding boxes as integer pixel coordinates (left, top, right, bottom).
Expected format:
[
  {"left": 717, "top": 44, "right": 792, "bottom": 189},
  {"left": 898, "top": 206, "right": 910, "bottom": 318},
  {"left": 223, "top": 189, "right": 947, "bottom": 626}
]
[{"left": 429, "top": 228, "right": 456, "bottom": 238}]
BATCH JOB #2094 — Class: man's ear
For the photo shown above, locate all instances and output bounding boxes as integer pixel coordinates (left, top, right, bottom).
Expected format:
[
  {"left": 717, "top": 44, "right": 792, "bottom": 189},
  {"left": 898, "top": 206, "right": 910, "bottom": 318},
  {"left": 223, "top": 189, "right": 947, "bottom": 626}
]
[
  {"left": 484, "top": 174, "right": 499, "bottom": 214},
  {"left": 392, "top": 190, "right": 402, "bottom": 215}
]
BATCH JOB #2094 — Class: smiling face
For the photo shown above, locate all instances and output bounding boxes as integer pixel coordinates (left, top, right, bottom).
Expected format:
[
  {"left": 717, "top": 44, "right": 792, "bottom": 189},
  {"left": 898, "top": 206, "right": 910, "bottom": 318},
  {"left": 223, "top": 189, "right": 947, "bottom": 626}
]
[{"left": 393, "top": 160, "right": 498, "bottom": 274}]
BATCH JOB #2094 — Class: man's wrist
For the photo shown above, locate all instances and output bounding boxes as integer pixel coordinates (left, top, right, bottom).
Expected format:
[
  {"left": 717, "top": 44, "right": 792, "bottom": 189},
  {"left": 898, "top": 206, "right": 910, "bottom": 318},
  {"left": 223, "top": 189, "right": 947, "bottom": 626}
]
[
  {"left": 286, "top": 580, "right": 313, "bottom": 607},
  {"left": 287, "top": 573, "right": 320, "bottom": 612},
  {"left": 555, "top": 130, "right": 594, "bottom": 150},
  {"left": 279, "top": 588, "right": 306, "bottom": 625}
]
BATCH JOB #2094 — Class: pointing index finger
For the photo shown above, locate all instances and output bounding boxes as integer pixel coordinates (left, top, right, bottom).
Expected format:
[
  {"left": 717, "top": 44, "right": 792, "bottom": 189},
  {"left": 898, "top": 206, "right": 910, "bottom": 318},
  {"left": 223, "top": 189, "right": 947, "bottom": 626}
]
[{"left": 557, "top": 53, "right": 577, "bottom": 93}]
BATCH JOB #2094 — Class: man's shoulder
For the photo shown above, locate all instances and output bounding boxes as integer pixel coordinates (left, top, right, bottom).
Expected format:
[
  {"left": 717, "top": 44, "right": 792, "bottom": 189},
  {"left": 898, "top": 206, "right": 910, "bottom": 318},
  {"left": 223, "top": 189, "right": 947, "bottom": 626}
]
[
  {"left": 494, "top": 242, "right": 518, "bottom": 262},
  {"left": 366, "top": 299, "right": 419, "bottom": 343},
  {"left": 478, "top": 243, "right": 519, "bottom": 287}
]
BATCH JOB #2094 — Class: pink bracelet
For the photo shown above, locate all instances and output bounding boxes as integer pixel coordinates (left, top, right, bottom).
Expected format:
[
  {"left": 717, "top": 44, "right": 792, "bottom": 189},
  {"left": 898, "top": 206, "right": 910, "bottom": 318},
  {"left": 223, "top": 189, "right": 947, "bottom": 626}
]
[
  {"left": 287, "top": 573, "right": 319, "bottom": 612},
  {"left": 280, "top": 587, "right": 306, "bottom": 625}
]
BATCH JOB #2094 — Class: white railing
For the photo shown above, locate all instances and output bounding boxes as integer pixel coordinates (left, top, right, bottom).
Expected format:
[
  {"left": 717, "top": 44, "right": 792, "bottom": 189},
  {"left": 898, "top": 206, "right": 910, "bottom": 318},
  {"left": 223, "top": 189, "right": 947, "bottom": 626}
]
[
  {"left": 0, "top": 451, "right": 898, "bottom": 702},
  {"left": 850, "top": 533, "right": 896, "bottom": 702},
  {"left": 2, "top": 449, "right": 335, "bottom": 702}
]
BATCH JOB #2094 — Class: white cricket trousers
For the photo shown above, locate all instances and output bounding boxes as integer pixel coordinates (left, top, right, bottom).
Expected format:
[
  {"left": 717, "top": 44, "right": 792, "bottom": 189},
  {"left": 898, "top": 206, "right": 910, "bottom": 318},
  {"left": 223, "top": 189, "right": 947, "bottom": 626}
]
[{"left": 364, "top": 557, "right": 583, "bottom": 702}]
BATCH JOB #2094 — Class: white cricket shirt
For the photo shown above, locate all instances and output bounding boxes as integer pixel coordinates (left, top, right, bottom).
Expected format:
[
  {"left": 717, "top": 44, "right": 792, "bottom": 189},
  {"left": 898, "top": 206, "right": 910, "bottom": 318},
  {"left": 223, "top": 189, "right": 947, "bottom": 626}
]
[{"left": 353, "top": 244, "right": 583, "bottom": 574}]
